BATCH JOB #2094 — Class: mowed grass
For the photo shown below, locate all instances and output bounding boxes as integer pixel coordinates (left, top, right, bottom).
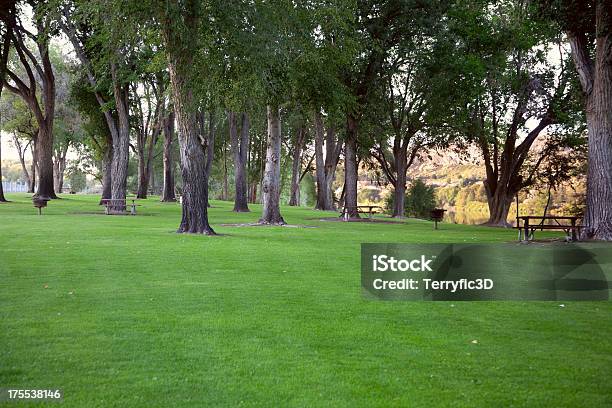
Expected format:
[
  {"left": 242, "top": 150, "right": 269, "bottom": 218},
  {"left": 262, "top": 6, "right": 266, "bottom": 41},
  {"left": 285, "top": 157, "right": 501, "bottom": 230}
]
[{"left": 1, "top": 193, "right": 611, "bottom": 407}]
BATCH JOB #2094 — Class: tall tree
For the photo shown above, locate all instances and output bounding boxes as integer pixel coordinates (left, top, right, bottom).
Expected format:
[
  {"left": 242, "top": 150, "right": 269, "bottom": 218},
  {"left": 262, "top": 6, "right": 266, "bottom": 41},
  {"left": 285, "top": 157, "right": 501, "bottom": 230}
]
[
  {"left": 159, "top": 0, "right": 214, "bottom": 234},
  {"left": 260, "top": 105, "right": 285, "bottom": 224},
  {"left": 3, "top": 1, "right": 58, "bottom": 200},
  {"left": 446, "top": 1, "right": 583, "bottom": 226},
  {"left": 59, "top": 2, "right": 131, "bottom": 209},
  {"left": 550, "top": 0, "right": 612, "bottom": 240},
  {"left": 340, "top": 1, "right": 443, "bottom": 218},
  {"left": 0, "top": 4, "right": 12, "bottom": 202}
]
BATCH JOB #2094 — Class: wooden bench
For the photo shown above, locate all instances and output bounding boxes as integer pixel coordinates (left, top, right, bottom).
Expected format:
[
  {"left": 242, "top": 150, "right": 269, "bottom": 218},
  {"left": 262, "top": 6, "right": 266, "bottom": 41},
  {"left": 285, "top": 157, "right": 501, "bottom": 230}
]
[
  {"left": 100, "top": 199, "right": 141, "bottom": 215},
  {"left": 340, "top": 205, "right": 382, "bottom": 220},
  {"left": 516, "top": 216, "right": 581, "bottom": 242}
]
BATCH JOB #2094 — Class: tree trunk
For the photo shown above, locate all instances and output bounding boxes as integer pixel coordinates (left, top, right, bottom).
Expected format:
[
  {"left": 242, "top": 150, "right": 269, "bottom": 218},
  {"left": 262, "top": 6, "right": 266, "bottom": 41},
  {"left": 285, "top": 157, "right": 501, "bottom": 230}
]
[
  {"left": 163, "top": 28, "right": 214, "bottom": 234},
  {"left": 136, "top": 144, "right": 147, "bottom": 199},
  {"left": 392, "top": 149, "right": 407, "bottom": 217},
  {"left": 289, "top": 126, "right": 304, "bottom": 206},
  {"left": 231, "top": 111, "right": 250, "bottom": 212},
  {"left": 109, "top": 63, "right": 130, "bottom": 212},
  {"left": 101, "top": 145, "right": 112, "bottom": 203},
  {"left": 582, "top": 100, "right": 612, "bottom": 239},
  {"left": 314, "top": 112, "right": 326, "bottom": 209},
  {"left": 344, "top": 115, "right": 360, "bottom": 218},
  {"left": 161, "top": 109, "right": 176, "bottom": 202},
  {"left": 260, "top": 105, "right": 285, "bottom": 224},
  {"left": 35, "top": 122, "right": 57, "bottom": 200},
  {"left": 575, "top": 4, "right": 612, "bottom": 240}
]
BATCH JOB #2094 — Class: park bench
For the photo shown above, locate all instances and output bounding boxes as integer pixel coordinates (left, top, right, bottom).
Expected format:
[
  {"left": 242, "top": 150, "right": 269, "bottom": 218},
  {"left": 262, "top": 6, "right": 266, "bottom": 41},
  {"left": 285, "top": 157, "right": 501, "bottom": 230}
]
[
  {"left": 32, "top": 197, "right": 49, "bottom": 215},
  {"left": 340, "top": 205, "right": 382, "bottom": 220},
  {"left": 516, "top": 215, "right": 581, "bottom": 242},
  {"left": 100, "top": 198, "right": 141, "bottom": 215}
]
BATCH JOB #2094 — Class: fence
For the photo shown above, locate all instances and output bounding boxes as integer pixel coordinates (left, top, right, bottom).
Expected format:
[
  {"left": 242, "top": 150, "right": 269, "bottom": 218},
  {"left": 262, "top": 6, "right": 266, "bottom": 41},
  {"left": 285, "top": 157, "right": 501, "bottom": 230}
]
[{"left": 2, "top": 181, "right": 28, "bottom": 193}]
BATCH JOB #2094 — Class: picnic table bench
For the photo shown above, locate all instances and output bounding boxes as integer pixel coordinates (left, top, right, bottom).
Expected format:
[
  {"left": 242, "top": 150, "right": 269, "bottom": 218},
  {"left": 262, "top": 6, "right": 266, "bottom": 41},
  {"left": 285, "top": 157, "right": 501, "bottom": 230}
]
[
  {"left": 340, "top": 205, "right": 382, "bottom": 220},
  {"left": 100, "top": 198, "right": 141, "bottom": 215},
  {"left": 516, "top": 215, "right": 581, "bottom": 242}
]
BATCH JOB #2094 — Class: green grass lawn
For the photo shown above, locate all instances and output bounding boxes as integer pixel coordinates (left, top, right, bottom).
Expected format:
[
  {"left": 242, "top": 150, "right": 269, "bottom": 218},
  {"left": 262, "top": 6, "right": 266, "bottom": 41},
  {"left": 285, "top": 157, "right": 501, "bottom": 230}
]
[{"left": 1, "top": 193, "right": 611, "bottom": 407}]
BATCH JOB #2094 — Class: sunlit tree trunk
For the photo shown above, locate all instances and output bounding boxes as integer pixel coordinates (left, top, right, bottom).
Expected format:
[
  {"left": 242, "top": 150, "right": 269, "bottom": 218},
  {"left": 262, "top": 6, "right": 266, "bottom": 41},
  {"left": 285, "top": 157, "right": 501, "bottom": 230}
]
[{"left": 259, "top": 105, "right": 285, "bottom": 224}]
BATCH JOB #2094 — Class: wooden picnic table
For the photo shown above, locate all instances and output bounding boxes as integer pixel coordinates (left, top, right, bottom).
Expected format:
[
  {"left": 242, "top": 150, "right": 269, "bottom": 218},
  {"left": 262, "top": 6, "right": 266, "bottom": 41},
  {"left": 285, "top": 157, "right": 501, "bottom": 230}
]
[
  {"left": 100, "top": 198, "right": 140, "bottom": 215},
  {"left": 516, "top": 215, "right": 581, "bottom": 242},
  {"left": 340, "top": 205, "right": 382, "bottom": 220}
]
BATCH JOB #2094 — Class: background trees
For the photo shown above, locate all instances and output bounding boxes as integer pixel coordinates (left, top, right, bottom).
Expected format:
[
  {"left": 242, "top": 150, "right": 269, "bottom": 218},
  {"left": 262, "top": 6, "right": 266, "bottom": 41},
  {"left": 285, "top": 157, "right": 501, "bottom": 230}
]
[{"left": 0, "top": 0, "right": 609, "bottom": 239}]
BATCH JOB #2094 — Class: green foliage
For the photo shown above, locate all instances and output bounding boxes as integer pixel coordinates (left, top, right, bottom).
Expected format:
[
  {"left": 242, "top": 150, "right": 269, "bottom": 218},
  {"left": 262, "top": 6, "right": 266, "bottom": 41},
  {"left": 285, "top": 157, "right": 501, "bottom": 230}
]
[
  {"left": 406, "top": 179, "right": 437, "bottom": 218},
  {"left": 67, "top": 168, "right": 87, "bottom": 192},
  {"left": 386, "top": 179, "right": 437, "bottom": 218}
]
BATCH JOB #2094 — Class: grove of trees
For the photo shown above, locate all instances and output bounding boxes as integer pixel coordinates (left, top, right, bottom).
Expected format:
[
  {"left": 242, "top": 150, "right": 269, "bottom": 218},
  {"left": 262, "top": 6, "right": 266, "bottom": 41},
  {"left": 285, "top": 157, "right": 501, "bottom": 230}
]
[{"left": 0, "top": 0, "right": 610, "bottom": 240}]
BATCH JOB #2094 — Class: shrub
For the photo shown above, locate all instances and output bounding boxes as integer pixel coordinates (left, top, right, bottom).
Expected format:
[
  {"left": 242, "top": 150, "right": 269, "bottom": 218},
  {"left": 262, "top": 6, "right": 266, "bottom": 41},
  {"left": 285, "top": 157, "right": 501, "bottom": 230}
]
[{"left": 385, "top": 179, "right": 437, "bottom": 218}]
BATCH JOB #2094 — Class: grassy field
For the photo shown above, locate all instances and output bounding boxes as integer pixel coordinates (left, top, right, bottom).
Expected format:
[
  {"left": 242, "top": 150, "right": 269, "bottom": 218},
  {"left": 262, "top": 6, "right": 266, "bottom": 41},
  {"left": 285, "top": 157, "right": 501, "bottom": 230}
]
[{"left": 1, "top": 193, "right": 611, "bottom": 407}]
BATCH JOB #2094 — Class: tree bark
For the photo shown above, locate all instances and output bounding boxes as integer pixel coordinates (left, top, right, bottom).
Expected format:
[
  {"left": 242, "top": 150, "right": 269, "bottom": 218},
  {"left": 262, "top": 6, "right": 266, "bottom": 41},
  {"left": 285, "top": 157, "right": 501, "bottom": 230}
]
[
  {"left": 567, "top": 2, "right": 612, "bottom": 240},
  {"left": 260, "top": 105, "right": 285, "bottom": 224},
  {"left": 136, "top": 143, "right": 147, "bottom": 198},
  {"left": 314, "top": 112, "right": 342, "bottom": 210},
  {"left": 161, "top": 7, "right": 215, "bottom": 234},
  {"left": 110, "top": 62, "right": 130, "bottom": 212},
  {"left": 392, "top": 149, "right": 407, "bottom": 218},
  {"left": 101, "top": 144, "right": 112, "bottom": 202},
  {"left": 231, "top": 111, "right": 250, "bottom": 212},
  {"left": 314, "top": 112, "right": 326, "bottom": 209},
  {"left": 53, "top": 144, "right": 69, "bottom": 193},
  {"left": 289, "top": 125, "right": 304, "bottom": 206},
  {"left": 161, "top": 109, "right": 176, "bottom": 202},
  {"left": 344, "top": 115, "right": 360, "bottom": 218},
  {"left": 35, "top": 122, "right": 56, "bottom": 200}
]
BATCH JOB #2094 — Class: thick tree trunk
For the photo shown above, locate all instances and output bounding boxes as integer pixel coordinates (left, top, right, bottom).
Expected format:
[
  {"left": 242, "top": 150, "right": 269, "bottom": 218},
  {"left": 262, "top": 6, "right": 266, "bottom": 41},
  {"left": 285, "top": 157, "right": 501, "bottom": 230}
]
[
  {"left": 289, "top": 126, "right": 304, "bottom": 206},
  {"left": 582, "top": 101, "right": 612, "bottom": 239},
  {"left": 110, "top": 68, "right": 130, "bottom": 213},
  {"left": 259, "top": 105, "right": 285, "bottom": 225},
  {"left": 344, "top": 115, "right": 360, "bottom": 218},
  {"left": 164, "top": 36, "right": 214, "bottom": 234},
  {"left": 101, "top": 145, "right": 112, "bottom": 203},
  {"left": 161, "top": 109, "right": 176, "bottom": 202},
  {"left": 579, "top": 4, "right": 612, "bottom": 240},
  {"left": 229, "top": 111, "right": 250, "bottom": 211},
  {"left": 35, "top": 123, "right": 57, "bottom": 200},
  {"left": 483, "top": 178, "right": 516, "bottom": 227}
]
